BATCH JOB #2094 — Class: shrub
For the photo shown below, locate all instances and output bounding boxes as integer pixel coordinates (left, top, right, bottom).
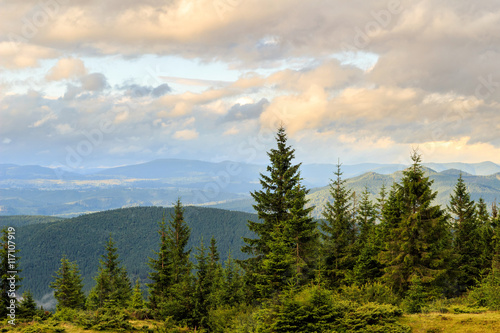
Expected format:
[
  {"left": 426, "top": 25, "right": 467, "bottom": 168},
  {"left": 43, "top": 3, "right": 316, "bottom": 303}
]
[
  {"left": 467, "top": 271, "right": 500, "bottom": 310},
  {"left": 339, "top": 302, "right": 411, "bottom": 333},
  {"left": 340, "top": 282, "right": 400, "bottom": 305}
]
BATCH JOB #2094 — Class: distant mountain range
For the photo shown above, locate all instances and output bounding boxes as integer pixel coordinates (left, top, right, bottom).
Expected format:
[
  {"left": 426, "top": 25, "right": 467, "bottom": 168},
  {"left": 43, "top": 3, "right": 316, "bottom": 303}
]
[{"left": 1, "top": 159, "right": 499, "bottom": 217}]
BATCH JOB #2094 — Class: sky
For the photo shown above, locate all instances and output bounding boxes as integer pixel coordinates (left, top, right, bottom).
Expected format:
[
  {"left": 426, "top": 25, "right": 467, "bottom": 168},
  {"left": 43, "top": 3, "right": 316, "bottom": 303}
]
[{"left": 1, "top": 0, "right": 500, "bottom": 170}]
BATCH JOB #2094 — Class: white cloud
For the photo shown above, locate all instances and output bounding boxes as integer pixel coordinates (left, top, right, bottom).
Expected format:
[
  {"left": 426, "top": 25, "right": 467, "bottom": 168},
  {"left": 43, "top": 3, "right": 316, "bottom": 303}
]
[
  {"left": 46, "top": 57, "right": 87, "bottom": 81},
  {"left": 173, "top": 129, "right": 199, "bottom": 140}
]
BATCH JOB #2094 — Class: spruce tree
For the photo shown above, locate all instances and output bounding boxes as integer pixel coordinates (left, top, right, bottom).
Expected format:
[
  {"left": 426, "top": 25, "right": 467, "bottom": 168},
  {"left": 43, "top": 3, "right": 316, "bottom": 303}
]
[
  {"left": 130, "top": 279, "right": 145, "bottom": 309},
  {"left": 379, "top": 152, "right": 451, "bottom": 296},
  {"left": 18, "top": 290, "right": 37, "bottom": 320},
  {"left": 241, "top": 126, "right": 315, "bottom": 297},
  {"left": 0, "top": 227, "right": 21, "bottom": 318},
  {"left": 148, "top": 199, "right": 193, "bottom": 323},
  {"left": 477, "top": 198, "right": 494, "bottom": 274},
  {"left": 320, "top": 163, "right": 356, "bottom": 288},
  {"left": 353, "top": 188, "right": 383, "bottom": 284},
  {"left": 50, "top": 256, "right": 85, "bottom": 310},
  {"left": 448, "top": 174, "right": 482, "bottom": 294},
  {"left": 147, "top": 215, "right": 170, "bottom": 310},
  {"left": 87, "top": 235, "right": 131, "bottom": 309}
]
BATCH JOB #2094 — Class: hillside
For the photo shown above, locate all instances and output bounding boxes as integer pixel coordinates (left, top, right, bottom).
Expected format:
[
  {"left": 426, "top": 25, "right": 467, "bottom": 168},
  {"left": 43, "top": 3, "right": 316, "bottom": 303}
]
[
  {"left": 0, "top": 215, "right": 65, "bottom": 227},
  {"left": 212, "top": 170, "right": 500, "bottom": 217},
  {"left": 15, "top": 206, "right": 257, "bottom": 306}
]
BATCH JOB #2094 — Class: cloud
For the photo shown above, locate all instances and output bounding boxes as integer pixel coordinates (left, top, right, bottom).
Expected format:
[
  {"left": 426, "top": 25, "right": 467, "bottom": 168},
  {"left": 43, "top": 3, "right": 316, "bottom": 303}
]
[
  {"left": 119, "top": 83, "right": 171, "bottom": 98},
  {"left": 221, "top": 98, "right": 269, "bottom": 122},
  {"left": 173, "top": 129, "right": 199, "bottom": 140},
  {"left": 0, "top": 42, "right": 57, "bottom": 69},
  {"left": 45, "top": 57, "right": 87, "bottom": 81},
  {"left": 80, "top": 73, "right": 108, "bottom": 92}
]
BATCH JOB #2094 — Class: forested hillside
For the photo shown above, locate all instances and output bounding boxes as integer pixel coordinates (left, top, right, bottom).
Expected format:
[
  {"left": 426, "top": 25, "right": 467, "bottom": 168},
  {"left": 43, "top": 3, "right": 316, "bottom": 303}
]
[{"left": 15, "top": 206, "right": 256, "bottom": 303}]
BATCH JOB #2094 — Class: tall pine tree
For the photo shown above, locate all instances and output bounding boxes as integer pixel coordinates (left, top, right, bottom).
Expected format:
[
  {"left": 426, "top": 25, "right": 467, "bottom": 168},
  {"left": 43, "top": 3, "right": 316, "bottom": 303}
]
[
  {"left": 241, "top": 126, "right": 315, "bottom": 298},
  {"left": 379, "top": 152, "right": 451, "bottom": 296},
  {"left": 148, "top": 199, "right": 193, "bottom": 322},
  {"left": 448, "top": 174, "right": 482, "bottom": 295},
  {"left": 320, "top": 163, "right": 357, "bottom": 288}
]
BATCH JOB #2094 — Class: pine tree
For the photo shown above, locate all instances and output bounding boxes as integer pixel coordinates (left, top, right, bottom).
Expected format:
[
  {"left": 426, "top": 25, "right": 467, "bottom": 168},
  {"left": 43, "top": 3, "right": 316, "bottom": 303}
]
[
  {"left": 448, "top": 174, "right": 482, "bottom": 294},
  {"left": 18, "top": 290, "right": 37, "bottom": 320},
  {"left": 379, "top": 152, "right": 451, "bottom": 296},
  {"left": 353, "top": 188, "right": 383, "bottom": 284},
  {"left": 477, "top": 198, "right": 494, "bottom": 274},
  {"left": 148, "top": 199, "right": 193, "bottom": 323},
  {"left": 241, "top": 126, "right": 315, "bottom": 298},
  {"left": 50, "top": 256, "right": 85, "bottom": 310},
  {"left": 320, "top": 163, "right": 356, "bottom": 288},
  {"left": 87, "top": 235, "right": 131, "bottom": 309},
  {"left": 219, "top": 253, "right": 244, "bottom": 307},
  {"left": 147, "top": 215, "right": 170, "bottom": 310},
  {"left": 0, "top": 227, "right": 21, "bottom": 318},
  {"left": 130, "top": 279, "right": 145, "bottom": 309}
]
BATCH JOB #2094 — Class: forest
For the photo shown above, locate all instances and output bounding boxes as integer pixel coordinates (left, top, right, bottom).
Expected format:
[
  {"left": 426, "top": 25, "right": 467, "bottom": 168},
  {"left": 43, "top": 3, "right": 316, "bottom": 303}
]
[{"left": 1, "top": 126, "right": 500, "bottom": 332}]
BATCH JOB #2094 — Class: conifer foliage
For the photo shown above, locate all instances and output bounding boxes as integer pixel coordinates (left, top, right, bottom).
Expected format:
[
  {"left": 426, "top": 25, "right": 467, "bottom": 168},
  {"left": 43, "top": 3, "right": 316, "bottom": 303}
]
[
  {"left": 448, "top": 174, "right": 483, "bottom": 294},
  {"left": 380, "top": 152, "right": 451, "bottom": 296},
  {"left": 87, "top": 235, "right": 132, "bottom": 309},
  {"left": 320, "top": 163, "right": 357, "bottom": 287},
  {"left": 241, "top": 126, "right": 316, "bottom": 297},
  {"left": 50, "top": 256, "right": 85, "bottom": 310}
]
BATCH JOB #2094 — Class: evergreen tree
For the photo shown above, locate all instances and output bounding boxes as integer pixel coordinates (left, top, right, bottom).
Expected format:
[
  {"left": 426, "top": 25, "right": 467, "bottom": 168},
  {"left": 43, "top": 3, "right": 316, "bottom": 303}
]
[
  {"left": 50, "top": 256, "right": 85, "bottom": 310},
  {"left": 87, "top": 235, "right": 131, "bottom": 309},
  {"left": 18, "top": 290, "right": 37, "bottom": 320},
  {"left": 0, "top": 227, "right": 21, "bottom": 318},
  {"left": 147, "top": 215, "right": 170, "bottom": 310},
  {"left": 241, "top": 126, "right": 315, "bottom": 298},
  {"left": 320, "top": 163, "right": 356, "bottom": 288},
  {"left": 448, "top": 174, "right": 482, "bottom": 294},
  {"left": 353, "top": 188, "right": 383, "bottom": 284},
  {"left": 477, "top": 198, "right": 494, "bottom": 274},
  {"left": 130, "top": 279, "right": 145, "bottom": 309},
  {"left": 379, "top": 152, "right": 451, "bottom": 296},
  {"left": 219, "top": 253, "right": 244, "bottom": 307},
  {"left": 148, "top": 199, "right": 193, "bottom": 323}
]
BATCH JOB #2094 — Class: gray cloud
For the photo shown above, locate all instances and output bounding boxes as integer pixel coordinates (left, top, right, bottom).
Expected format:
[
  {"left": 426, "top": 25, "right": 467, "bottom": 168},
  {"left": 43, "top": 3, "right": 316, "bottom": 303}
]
[
  {"left": 221, "top": 98, "right": 269, "bottom": 123},
  {"left": 119, "top": 83, "right": 171, "bottom": 98}
]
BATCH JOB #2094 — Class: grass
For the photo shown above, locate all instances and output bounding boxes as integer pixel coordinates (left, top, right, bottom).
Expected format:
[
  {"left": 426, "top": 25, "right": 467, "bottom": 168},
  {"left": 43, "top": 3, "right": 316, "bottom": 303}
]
[
  {"left": 3, "top": 312, "right": 500, "bottom": 332},
  {"left": 399, "top": 311, "right": 500, "bottom": 333}
]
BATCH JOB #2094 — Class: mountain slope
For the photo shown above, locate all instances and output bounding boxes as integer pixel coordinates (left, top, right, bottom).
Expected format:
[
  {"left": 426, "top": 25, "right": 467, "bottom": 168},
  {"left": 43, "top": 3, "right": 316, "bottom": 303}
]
[
  {"left": 211, "top": 170, "right": 500, "bottom": 217},
  {"left": 16, "top": 206, "right": 257, "bottom": 304}
]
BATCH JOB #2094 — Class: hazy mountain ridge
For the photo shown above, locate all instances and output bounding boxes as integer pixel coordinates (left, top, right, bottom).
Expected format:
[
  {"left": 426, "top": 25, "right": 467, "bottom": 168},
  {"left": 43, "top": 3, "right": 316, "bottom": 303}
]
[{"left": 1, "top": 159, "right": 499, "bottom": 217}]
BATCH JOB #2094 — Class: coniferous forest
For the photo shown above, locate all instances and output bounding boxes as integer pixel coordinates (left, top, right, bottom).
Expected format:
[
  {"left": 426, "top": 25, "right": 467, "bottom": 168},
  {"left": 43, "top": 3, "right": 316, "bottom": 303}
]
[{"left": 2, "top": 127, "right": 500, "bottom": 332}]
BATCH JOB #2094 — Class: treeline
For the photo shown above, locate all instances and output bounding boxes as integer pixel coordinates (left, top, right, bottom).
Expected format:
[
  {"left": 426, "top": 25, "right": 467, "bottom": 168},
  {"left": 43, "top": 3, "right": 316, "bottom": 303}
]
[{"left": 2, "top": 126, "right": 500, "bottom": 332}]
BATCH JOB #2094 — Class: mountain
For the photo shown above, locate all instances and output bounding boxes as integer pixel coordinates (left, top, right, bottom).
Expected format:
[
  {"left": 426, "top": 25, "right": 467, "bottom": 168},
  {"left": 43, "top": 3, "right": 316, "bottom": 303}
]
[
  {"left": 0, "top": 164, "right": 83, "bottom": 180},
  {"left": 1, "top": 159, "right": 499, "bottom": 217},
  {"left": 211, "top": 169, "right": 500, "bottom": 217},
  {"left": 15, "top": 206, "right": 258, "bottom": 306}
]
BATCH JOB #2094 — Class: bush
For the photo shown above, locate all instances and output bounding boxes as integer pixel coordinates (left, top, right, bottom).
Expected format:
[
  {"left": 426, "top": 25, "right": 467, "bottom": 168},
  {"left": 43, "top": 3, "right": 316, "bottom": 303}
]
[
  {"left": 53, "top": 307, "right": 80, "bottom": 322},
  {"left": 402, "top": 276, "right": 428, "bottom": 314},
  {"left": 340, "top": 282, "right": 400, "bottom": 305},
  {"left": 467, "top": 271, "right": 500, "bottom": 310},
  {"left": 75, "top": 308, "right": 134, "bottom": 331},
  {"left": 339, "top": 303, "right": 411, "bottom": 333}
]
